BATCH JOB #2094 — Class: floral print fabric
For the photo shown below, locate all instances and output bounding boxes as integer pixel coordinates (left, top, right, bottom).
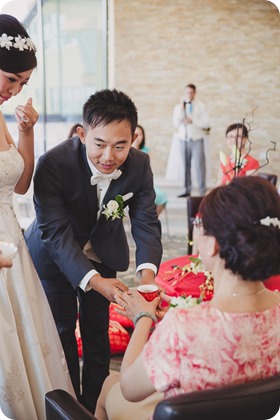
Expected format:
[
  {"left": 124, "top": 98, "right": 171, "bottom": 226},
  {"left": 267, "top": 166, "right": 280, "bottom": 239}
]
[{"left": 143, "top": 301, "right": 280, "bottom": 398}]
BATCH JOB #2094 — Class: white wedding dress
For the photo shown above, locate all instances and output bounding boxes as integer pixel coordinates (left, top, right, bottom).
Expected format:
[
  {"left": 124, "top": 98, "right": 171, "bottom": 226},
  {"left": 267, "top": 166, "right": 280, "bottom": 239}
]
[{"left": 0, "top": 146, "right": 75, "bottom": 420}]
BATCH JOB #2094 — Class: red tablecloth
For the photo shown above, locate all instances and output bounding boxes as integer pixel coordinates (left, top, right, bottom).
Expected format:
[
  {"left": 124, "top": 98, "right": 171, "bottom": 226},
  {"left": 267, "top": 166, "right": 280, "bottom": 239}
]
[{"left": 155, "top": 255, "right": 280, "bottom": 298}]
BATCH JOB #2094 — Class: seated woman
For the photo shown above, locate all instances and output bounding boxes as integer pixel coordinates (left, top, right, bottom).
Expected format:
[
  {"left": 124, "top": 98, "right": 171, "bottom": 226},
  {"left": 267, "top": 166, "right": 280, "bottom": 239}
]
[
  {"left": 218, "top": 123, "right": 259, "bottom": 185},
  {"left": 193, "top": 123, "right": 260, "bottom": 254},
  {"left": 95, "top": 176, "right": 280, "bottom": 420},
  {"left": 133, "top": 124, "right": 168, "bottom": 216}
]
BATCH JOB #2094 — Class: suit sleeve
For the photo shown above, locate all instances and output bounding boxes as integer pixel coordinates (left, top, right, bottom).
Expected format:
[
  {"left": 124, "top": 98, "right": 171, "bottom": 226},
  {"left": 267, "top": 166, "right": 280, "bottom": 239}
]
[
  {"left": 128, "top": 155, "right": 163, "bottom": 272},
  {"left": 33, "top": 153, "right": 94, "bottom": 288}
]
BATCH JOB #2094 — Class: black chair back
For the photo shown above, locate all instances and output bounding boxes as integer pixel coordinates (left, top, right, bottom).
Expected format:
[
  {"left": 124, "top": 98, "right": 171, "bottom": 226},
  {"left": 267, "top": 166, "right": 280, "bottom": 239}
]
[
  {"left": 46, "top": 374, "right": 280, "bottom": 420},
  {"left": 153, "top": 374, "right": 280, "bottom": 420},
  {"left": 45, "top": 389, "right": 96, "bottom": 420},
  {"left": 258, "top": 172, "right": 278, "bottom": 186}
]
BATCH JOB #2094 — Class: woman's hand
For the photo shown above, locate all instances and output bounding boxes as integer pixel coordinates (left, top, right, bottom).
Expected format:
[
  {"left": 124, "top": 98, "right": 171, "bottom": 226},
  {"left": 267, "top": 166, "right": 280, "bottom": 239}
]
[
  {"left": 114, "top": 288, "right": 160, "bottom": 322},
  {"left": 14, "top": 97, "right": 38, "bottom": 193},
  {"left": 155, "top": 291, "right": 173, "bottom": 320},
  {"left": 15, "top": 97, "right": 39, "bottom": 131}
]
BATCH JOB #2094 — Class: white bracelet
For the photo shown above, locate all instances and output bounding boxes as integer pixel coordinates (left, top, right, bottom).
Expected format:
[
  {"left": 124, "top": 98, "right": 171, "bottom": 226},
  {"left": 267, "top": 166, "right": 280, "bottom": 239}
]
[{"left": 133, "top": 311, "right": 158, "bottom": 326}]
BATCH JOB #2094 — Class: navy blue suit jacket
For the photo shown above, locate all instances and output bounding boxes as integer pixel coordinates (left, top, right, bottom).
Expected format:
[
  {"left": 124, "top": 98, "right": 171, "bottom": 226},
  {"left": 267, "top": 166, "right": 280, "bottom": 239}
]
[{"left": 25, "top": 137, "right": 162, "bottom": 289}]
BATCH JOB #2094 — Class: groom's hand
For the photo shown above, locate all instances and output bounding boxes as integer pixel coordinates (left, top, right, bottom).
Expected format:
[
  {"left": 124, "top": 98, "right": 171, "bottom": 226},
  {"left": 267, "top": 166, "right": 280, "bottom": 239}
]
[{"left": 89, "top": 274, "right": 129, "bottom": 302}]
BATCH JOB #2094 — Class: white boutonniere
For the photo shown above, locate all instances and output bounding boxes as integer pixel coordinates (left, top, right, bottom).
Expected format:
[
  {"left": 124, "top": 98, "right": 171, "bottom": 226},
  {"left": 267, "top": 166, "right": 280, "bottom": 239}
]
[{"left": 102, "top": 192, "right": 133, "bottom": 221}]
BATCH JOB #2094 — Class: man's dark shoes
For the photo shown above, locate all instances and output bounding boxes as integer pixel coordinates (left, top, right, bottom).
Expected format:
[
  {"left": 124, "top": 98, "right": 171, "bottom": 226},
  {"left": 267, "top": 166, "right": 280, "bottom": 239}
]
[{"left": 177, "top": 192, "right": 190, "bottom": 198}]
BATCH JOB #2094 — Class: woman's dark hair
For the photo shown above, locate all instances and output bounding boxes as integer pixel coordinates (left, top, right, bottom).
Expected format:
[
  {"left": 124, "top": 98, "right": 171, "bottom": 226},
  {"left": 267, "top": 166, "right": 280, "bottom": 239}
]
[
  {"left": 83, "top": 89, "right": 138, "bottom": 136},
  {"left": 136, "top": 124, "right": 146, "bottom": 150},
  {"left": 226, "top": 123, "right": 248, "bottom": 138},
  {"left": 67, "top": 123, "right": 83, "bottom": 139},
  {"left": 199, "top": 176, "right": 280, "bottom": 281},
  {"left": 0, "top": 14, "right": 37, "bottom": 72}
]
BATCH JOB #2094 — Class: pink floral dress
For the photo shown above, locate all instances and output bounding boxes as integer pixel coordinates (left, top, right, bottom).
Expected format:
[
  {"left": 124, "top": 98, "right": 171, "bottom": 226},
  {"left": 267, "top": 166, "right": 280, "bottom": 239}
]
[{"left": 143, "top": 301, "right": 280, "bottom": 398}]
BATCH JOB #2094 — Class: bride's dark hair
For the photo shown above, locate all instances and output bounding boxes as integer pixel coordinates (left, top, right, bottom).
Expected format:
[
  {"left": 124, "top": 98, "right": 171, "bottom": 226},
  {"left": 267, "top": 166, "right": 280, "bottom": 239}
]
[{"left": 0, "top": 14, "right": 37, "bottom": 73}]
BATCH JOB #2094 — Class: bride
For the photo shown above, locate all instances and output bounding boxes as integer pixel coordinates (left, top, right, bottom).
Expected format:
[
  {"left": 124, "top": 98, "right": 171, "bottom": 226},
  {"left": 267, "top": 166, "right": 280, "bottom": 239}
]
[{"left": 0, "top": 14, "right": 74, "bottom": 420}]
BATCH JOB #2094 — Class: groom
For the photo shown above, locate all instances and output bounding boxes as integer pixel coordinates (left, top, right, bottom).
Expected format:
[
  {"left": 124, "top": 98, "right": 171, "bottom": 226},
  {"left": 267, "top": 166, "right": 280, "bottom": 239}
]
[{"left": 25, "top": 89, "right": 162, "bottom": 413}]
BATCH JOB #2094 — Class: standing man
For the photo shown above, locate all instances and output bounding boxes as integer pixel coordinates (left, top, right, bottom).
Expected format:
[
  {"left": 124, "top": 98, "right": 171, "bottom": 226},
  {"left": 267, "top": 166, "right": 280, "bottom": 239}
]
[
  {"left": 25, "top": 89, "right": 162, "bottom": 414},
  {"left": 173, "top": 83, "right": 210, "bottom": 197}
]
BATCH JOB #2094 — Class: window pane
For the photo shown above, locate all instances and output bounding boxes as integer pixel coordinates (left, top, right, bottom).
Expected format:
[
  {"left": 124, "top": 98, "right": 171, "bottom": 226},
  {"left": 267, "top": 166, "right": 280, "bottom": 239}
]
[
  {"left": 1, "top": 0, "right": 107, "bottom": 155},
  {"left": 43, "top": 0, "right": 106, "bottom": 120}
]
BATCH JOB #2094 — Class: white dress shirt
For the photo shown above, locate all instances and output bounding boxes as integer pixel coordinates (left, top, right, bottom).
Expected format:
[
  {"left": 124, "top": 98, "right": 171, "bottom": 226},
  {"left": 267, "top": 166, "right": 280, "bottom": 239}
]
[{"left": 173, "top": 99, "right": 209, "bottom": 141}]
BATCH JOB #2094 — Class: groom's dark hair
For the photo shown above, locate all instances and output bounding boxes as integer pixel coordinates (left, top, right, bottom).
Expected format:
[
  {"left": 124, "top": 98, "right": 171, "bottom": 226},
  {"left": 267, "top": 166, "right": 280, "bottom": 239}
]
[{"left": 83, "top": 89, "right": 138, "bottom": 136}]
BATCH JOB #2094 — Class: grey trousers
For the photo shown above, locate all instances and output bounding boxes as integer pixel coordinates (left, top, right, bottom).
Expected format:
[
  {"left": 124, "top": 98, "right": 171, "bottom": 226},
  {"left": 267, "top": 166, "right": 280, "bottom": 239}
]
[{"left": 180, "top": 138, "right": 206, "bottom": 195}]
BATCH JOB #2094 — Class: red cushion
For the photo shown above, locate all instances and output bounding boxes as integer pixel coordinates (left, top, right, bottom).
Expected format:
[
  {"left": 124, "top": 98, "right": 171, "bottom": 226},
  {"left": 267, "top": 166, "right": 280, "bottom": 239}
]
[
  {"left": 75, "top": 318, "right": 130, "bottom": 357},
  {"left": 109, "top": 320, "right": 130, "bottom": 354},
  {"left": 109, "top": 303, "right": 134, "bottom": 329}
]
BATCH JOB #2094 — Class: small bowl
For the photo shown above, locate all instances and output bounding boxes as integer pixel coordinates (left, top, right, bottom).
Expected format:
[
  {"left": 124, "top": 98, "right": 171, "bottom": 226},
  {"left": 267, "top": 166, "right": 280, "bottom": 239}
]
[{"left": 137, "top": 285, "right": 159, "bottom": 301}]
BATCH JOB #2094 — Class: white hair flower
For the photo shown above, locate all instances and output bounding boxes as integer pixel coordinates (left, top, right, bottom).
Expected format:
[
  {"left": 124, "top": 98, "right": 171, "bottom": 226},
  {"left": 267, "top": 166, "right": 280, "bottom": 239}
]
[
  {"left": 26, "top": 37, "right": 36, "bottom": 52},
  {"left": 260, "top": 216, "right": 280, "bottom": 229},
  {"left": 13, "top": 35, "right": 29, "bottom": 51},
  {"left": 0, "top": 33, "right": 36, "bottom": 52},
  {"left": 0, "top": 33, "right": 13, "bottom": 49}
]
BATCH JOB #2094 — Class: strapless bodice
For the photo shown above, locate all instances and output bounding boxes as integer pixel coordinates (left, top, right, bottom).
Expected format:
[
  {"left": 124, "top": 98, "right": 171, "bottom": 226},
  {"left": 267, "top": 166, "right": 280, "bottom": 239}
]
[{"left": 0, "top": 145, "right": 24, "bottom": 205}]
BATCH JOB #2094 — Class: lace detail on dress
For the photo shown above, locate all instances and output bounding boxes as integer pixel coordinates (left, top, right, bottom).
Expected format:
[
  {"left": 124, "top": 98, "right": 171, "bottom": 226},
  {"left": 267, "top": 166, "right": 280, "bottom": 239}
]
[
  {"left": 0, "top": 355, "right": 25, "bottom": 406},
  {"left": 0, "top": 146, "right": 75, "bottom": 418},
  {"left": 40, "top": 343, "right": 52, "bottom": 359},
  {"left": 0, "top": 146, "right": 25, "bottom": 246}
]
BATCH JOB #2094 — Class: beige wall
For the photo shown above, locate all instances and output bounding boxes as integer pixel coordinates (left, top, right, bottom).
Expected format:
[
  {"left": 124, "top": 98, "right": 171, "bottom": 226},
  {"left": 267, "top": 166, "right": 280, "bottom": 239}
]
[{"left": 109, "top": 0, "right": 280, "bottom": 186}]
